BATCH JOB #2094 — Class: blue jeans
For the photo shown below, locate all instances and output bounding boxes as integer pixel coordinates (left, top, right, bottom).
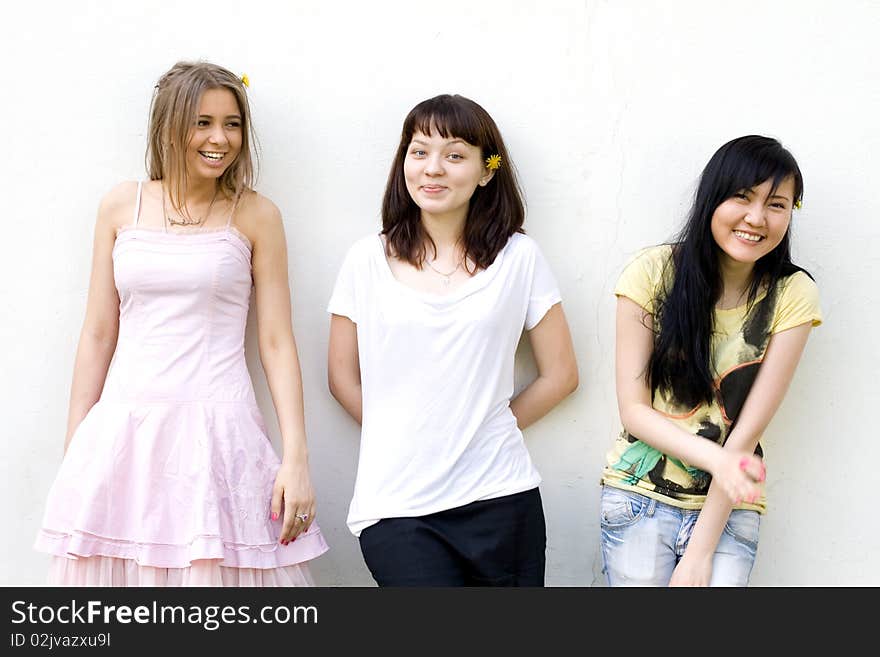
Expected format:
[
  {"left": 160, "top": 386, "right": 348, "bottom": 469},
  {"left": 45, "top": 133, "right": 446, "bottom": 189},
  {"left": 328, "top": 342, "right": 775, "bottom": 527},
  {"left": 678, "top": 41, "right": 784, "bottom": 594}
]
[{"left": 599, "top": 485, "right": 760, "bottom": 586}]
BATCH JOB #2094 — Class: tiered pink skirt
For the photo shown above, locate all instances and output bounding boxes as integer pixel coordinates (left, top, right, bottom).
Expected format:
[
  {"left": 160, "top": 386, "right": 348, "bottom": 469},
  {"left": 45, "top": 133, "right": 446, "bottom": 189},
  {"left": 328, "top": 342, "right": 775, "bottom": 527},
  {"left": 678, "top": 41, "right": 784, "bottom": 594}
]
[
  {"left": 48, "top": 555, "right": 315, "bottom": 587},
  {"left": 36, "top": 399, "right": 329, "bottom": 587}
]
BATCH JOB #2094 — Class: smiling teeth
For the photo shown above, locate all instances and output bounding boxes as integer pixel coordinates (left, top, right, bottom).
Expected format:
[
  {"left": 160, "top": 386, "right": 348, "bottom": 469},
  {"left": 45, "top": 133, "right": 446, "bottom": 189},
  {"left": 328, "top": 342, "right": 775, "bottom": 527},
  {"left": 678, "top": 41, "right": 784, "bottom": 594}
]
[
  {"left": 201, "top": 152, "right": 224, "bottom": 160},
  {"left": 734, "top": 230, "right": 763, "bottom": 242}
]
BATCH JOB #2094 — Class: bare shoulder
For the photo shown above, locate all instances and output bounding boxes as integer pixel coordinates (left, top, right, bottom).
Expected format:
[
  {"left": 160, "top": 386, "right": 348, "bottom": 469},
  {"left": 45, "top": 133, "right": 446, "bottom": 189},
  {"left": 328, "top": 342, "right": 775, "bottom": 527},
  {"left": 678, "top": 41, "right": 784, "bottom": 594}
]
[
  {"left": 97, "top": 180, "right": 141, "bottom": 232},
  {"left": 234, "top": 190, "right": 283, "bottom": 240}
]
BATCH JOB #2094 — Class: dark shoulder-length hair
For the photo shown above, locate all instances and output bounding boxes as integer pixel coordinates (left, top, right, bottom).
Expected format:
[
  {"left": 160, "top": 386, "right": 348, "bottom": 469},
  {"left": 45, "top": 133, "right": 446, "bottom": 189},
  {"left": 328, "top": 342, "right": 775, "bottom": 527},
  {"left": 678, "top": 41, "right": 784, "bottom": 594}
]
[
  {"left": 649, "top": 135, "right": 807, "bottom": 407},
  {"left": 381, "top": 94, "right": 525, "bottom": 270}
]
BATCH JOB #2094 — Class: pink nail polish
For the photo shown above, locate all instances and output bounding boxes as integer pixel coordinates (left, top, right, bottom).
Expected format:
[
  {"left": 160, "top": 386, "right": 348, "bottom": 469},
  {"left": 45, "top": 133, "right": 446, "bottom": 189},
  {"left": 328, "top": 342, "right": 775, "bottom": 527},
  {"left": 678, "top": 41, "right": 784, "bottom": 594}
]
[
  {"left": 739, "top": 457, "right": 749, "bottom": 469},
  {"left": 271, "top": 512, "right": 278, "bottom": 521}
]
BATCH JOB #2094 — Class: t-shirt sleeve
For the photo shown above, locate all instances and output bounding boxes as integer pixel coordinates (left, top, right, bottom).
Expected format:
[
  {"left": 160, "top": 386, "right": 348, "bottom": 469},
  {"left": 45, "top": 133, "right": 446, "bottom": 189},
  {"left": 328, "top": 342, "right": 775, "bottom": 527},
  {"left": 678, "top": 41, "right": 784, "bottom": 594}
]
[
  {"left": 327, "top": 241, "right": 362, "bottom": 324},
  {"left": 614, "top": 246, "right": 667, "bottom": 315},
  {"left": 771, "top": 271, "right": 823, "bottom": 334},
  {"left": 525, "top": 239, "right": 563, "bottom": 330}
]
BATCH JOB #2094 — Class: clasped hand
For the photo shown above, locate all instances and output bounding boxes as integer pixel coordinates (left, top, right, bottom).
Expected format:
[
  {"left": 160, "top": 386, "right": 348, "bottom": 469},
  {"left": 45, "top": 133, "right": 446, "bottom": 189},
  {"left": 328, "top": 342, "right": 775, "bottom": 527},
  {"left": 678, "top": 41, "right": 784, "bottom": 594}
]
[{"left": 713, "top": 451, "right": 766, "bottom": 505}]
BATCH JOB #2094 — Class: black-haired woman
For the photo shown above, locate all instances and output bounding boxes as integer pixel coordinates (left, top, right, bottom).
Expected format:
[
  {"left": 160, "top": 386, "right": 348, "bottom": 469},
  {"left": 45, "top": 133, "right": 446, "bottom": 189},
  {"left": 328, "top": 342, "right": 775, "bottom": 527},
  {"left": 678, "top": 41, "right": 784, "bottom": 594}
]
[{"left": 600, "top": 135, "right": 821, "bottom": 586}]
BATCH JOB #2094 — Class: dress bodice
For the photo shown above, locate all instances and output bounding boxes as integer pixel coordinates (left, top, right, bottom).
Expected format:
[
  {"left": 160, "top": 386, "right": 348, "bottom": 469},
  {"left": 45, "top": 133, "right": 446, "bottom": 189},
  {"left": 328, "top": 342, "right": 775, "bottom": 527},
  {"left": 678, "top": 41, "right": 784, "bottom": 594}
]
[{"left": 104, "top": 227, "right": 256, "bottom": 403}]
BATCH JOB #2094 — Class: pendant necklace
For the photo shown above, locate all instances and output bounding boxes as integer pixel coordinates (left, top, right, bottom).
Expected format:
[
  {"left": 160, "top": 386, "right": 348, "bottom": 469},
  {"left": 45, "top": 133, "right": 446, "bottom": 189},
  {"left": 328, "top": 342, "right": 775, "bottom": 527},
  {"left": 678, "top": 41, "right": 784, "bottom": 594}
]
[
  {"left": 163, "top": 187, "right": 218, "bottom": 227},
  {"left": 425, "top": 258, "right": 462, "bottom": 286}
]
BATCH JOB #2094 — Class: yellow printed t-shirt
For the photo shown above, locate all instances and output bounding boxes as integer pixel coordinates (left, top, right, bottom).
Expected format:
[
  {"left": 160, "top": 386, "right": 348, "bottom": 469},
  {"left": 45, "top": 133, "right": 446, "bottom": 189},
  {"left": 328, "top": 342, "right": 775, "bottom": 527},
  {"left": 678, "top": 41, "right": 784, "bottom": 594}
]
[{"left": 602, "top": 245, "right": 822, "bottom": 512}]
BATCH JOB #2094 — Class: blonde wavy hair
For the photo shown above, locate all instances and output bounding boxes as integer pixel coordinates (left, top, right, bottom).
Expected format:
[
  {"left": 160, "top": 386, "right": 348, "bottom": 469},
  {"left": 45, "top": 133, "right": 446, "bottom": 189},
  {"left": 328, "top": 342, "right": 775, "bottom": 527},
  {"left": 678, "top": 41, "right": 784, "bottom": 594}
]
[{"left": 146, "top": 61, "right": 258, "bottom": 214}]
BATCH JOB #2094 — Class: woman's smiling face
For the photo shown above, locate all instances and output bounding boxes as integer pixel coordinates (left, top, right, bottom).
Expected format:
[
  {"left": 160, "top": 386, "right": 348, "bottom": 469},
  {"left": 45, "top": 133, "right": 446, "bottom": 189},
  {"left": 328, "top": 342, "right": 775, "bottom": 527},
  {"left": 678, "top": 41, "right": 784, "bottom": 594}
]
[
  {"left": 184, "top": 87, "right": 243, "bottom": 182},
  {"left": 711, "top": 176, "right": 795, "bottom": 269},
  {"left": 403, "top": 130, "right": 492, "bottom": 223}
]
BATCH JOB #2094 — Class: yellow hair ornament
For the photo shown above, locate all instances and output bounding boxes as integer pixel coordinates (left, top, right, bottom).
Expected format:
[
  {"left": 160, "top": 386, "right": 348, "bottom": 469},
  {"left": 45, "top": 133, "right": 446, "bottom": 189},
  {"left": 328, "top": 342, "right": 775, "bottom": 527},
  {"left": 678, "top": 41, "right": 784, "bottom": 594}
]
[
  {"left": 795, "top": 199, "right": 802, "bottom": 209},
  {"left": 240, "top": 74, "right": 250, "bottom": 88},
  {"left": 485, "top": 154, "right": 502, "bottom": 171}
]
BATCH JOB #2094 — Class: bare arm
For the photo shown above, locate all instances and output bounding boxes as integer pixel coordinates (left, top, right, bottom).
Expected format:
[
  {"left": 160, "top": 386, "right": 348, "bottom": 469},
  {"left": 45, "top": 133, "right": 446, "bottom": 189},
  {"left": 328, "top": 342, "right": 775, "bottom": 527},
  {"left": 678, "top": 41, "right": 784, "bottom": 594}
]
[
  {"left": 671, "top": 321, "right": 814, "bottom": 585},
  {"left": 509, "top": 303, "right": 579, "bottom": 430},
  {"left": 615, "top": 296, "right": 764, "bottom": 503},
  {"left": 246, "top": 195, "right": 314, "bottom": 542},
  {"left": 64, "top": 187, "right": 129, "bottom": 453},
  {"left": 327, "top": 314, "right": 362, "bottom": 424}
]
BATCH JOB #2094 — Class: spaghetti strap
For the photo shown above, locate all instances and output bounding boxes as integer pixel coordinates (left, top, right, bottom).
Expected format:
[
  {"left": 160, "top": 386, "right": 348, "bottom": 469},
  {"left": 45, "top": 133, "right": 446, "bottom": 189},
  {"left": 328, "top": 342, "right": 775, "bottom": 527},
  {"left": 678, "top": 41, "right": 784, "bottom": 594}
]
[
  {"left": 132, "top": 181, "right": 143, "bottom": 227},
  {"left": 225, "top": 194, "right": 240, "bottom": 229}
]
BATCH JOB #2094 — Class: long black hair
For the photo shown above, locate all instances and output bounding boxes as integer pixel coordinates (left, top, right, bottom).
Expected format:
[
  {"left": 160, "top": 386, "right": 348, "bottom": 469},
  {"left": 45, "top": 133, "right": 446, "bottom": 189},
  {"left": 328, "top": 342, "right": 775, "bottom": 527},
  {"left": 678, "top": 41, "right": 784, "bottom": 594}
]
[{"left": 648, "top": 135, "right": 806, "bottom": 407}]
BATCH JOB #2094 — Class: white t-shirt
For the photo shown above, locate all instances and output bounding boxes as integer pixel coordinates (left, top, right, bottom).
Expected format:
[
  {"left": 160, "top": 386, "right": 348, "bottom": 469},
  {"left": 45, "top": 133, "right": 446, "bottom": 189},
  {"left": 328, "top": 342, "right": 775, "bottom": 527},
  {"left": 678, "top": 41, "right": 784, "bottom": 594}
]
[{"left": 327, "top": 232, "right": 562, "bottom": 537}]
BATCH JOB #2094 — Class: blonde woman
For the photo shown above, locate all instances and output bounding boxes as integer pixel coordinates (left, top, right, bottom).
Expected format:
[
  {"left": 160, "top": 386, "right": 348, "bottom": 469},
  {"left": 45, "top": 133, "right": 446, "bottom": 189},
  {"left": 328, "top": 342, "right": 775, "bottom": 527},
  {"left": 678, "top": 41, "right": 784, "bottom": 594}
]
[{"left": 34, "top": 61, "right": 328, "bottom": 586}]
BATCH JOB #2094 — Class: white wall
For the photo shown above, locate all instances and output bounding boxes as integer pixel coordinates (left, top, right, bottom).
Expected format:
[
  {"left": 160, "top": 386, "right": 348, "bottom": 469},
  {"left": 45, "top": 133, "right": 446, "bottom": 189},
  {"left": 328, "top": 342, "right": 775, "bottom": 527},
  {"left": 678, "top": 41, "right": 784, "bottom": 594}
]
[{"left": 2, "top": 0, "right": 877, "bottom": 586}]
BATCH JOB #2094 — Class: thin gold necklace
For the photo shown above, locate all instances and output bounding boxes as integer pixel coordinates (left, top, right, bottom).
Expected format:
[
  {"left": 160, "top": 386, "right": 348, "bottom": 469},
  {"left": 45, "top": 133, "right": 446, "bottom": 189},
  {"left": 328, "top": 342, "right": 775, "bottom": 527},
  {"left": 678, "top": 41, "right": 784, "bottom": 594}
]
[
  {"left": 163, "top": 187, "right": 218, "bottom": 227},
  {"left": 425, "top": 258, "right": 463, "bottom": 286}
]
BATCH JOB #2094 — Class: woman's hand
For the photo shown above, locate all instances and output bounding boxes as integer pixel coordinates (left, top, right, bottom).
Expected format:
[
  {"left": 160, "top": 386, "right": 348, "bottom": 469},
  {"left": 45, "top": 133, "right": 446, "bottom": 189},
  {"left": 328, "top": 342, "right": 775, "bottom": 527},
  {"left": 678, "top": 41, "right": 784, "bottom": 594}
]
[
  {"left": 710, "top": 451, "right": 766, "bottom": 505},
  {"left": 271, "top": 461, "right": 316, "bottom": 544},
  {"left": 669, "top": 551, "right": 713, "bottom": 586}
]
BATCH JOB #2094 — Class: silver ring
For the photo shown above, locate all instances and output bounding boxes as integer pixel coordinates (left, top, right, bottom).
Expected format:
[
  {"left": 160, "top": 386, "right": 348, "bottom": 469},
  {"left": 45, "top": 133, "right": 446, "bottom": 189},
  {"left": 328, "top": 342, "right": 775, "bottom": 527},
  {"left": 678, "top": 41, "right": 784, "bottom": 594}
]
[{"left": 295, "top": 513, "right": 309, "bottom": 522}]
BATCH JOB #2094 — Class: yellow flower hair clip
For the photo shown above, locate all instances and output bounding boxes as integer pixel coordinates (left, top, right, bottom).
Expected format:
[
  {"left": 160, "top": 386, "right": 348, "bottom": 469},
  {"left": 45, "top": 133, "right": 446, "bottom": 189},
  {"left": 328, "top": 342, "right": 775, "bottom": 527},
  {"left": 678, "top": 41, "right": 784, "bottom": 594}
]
[
  {"left": 794, "top": 199, "right": 802, "bottom": 209},
  {"left": 240, "top": 74, "right": 250, "bottom": 88},
  {"left": 485, "top": 154, "right": 502, "bottom": 171}
]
